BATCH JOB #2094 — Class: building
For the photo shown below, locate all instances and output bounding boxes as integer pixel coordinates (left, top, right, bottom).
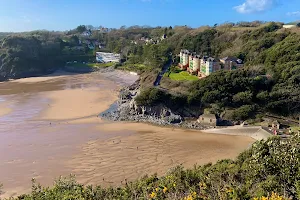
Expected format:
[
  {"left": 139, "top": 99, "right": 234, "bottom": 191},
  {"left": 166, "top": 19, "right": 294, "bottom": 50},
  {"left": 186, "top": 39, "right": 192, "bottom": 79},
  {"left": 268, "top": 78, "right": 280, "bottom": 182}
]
[
  {"left": 283, "top": 25, "right": 296, "bottom": 29},
  {"left": 197, "top": 114, "right": 218, "bottom": 126},
  {"left": 82, "top": 30, "right": 92, "bottom": 37},
  {"left": 198, "top": 57, "right": 221, "bottom": 78},
  {"left": 220, "top": 56, "right": 243, "bottom": 71},
  {"left": 96, "top": 52, "right": 120, "bottom": 63},
  {"left": 188, "top": 55, "right": 200, "bottom": 74},
  {"left": 179, "top": 49, "right": 244, "bottom": 78},
  {"left": 271, "top": 120, "right": 280, "bottom": 130},
  {"left": 179, "top": 49, "right": 190, "bottom": 70}
]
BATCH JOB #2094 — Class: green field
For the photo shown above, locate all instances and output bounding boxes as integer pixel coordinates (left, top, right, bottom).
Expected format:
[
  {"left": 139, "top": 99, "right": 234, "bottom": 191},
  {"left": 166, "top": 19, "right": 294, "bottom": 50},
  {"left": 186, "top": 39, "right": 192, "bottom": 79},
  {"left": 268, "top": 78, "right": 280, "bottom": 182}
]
[{"left": 168, "top": 71, "right": 199, "bottom": 81}]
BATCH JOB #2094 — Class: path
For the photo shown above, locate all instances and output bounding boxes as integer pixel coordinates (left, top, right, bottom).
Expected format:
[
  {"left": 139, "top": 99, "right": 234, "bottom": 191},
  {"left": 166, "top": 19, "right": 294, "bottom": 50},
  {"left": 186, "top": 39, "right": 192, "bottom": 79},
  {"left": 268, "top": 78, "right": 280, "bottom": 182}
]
[{"left": 153, "top": 58, "right": 173, "bottom": 86}]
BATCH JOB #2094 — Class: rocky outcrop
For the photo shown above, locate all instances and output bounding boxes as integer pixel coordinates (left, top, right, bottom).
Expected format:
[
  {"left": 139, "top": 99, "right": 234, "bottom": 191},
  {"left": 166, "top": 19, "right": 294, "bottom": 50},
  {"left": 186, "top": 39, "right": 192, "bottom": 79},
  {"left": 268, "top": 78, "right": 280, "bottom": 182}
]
[
  {"left": 101, "top": 80, "right": 183, "bottom": 125},
  {"left": 100, "top": 81, "right": 214, "bottom": 130}
]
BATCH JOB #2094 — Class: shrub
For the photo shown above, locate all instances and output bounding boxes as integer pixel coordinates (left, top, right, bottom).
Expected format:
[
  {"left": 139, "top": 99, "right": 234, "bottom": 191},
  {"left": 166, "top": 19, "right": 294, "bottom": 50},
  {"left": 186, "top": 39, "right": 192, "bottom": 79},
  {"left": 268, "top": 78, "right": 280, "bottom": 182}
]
[
  {"left": 135, "top": 87, "right": 168, "bottom": 106},
  {"left": 231, "top": 105, "right": 256, "bottom": 120}
]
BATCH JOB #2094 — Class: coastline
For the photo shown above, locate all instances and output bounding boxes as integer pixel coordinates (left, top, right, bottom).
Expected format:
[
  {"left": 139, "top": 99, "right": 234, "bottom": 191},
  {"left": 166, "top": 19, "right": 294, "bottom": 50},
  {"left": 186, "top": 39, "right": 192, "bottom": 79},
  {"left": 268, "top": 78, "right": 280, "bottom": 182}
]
[
  {"left": 0, "top": 69, "right": 257, "bottom": 198},
  {"left": 99, "top": 72, "right": 273, "bottom": 141}
]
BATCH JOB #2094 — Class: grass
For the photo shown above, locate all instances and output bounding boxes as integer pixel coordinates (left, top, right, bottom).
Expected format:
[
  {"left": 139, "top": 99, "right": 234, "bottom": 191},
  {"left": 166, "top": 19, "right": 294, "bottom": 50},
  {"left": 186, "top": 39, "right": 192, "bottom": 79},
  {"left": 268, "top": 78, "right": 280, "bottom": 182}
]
[
  {"left": 167, "top": 71, "right": 199, "bottom": 81},
  {"left": 290, "top": 126, "right": 300, "bottom": 132}
]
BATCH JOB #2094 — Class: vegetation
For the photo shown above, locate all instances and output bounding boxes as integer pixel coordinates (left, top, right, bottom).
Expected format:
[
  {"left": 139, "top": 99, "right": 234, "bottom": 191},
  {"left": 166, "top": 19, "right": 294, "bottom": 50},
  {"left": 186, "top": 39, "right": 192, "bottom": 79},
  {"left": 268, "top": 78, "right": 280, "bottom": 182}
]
[
  {"left": 0, "top": 31, "right": 94, "bottom": 80},
  {"left": 166, "top": 71, "right": 199, "bottom": 81},
  {"left": 2, "top": 133, "right": 299, "bottom": 199},
  {"left": 1, "top": 21, "right": 300, "bottom": 121}
]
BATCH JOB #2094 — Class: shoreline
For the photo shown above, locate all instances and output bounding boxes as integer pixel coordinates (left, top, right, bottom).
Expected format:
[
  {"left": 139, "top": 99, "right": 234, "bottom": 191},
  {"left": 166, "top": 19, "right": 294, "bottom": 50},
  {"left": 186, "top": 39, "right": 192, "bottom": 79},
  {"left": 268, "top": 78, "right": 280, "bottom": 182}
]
[
  {"left": 0, "top": 70, "right": 257, "bottom": 198},
  {"left": 99, "top": 73, "right": 272, "bottom": 141}
]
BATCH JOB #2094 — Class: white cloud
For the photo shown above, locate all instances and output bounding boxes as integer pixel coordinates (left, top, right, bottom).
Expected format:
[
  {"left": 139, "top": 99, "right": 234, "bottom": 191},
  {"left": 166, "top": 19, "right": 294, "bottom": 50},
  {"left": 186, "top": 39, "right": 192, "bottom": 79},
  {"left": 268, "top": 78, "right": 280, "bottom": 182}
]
[
  {"left": 287, "top": 11, "right": 300, "bottom": 16},
  {"left": 234, "top": 0, "right": 276, "bottom": 14}
]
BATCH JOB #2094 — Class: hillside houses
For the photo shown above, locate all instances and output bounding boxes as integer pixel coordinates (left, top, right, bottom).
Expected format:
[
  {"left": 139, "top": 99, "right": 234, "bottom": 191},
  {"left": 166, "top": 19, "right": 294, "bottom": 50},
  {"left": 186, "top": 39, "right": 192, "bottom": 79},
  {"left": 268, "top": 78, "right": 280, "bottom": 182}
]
[{"left": 179, "top": 49, "right": 244, "bottom": 78}]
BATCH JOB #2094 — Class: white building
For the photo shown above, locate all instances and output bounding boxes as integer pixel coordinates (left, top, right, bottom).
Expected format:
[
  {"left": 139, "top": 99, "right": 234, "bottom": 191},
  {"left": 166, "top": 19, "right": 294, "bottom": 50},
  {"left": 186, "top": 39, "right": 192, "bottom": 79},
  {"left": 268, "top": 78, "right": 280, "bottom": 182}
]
[
  {"left": 283, "top": 25, "right": 296, "bottom": 29},
  {"left": 96, "top": 52, "right": 121, "bottom": 63}
]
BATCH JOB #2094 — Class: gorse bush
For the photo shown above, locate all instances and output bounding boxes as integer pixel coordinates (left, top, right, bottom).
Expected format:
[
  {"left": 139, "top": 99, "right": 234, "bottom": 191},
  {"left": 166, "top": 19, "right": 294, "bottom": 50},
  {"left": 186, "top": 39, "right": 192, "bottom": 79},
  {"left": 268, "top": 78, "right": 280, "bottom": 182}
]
[{"left": 2, "top": 133, "right": 299, "bottom": 200}]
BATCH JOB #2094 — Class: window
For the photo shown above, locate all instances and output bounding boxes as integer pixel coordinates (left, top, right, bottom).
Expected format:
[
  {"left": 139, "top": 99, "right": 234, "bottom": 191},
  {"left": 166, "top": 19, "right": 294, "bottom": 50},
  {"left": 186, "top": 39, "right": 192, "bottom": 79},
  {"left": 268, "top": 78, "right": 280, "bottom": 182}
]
[
  {"left": 210, "top": 119, "right": 212, "bottom": 123},
  {"left": 202, "top": 118, "right": 204, "bottom": 121}
]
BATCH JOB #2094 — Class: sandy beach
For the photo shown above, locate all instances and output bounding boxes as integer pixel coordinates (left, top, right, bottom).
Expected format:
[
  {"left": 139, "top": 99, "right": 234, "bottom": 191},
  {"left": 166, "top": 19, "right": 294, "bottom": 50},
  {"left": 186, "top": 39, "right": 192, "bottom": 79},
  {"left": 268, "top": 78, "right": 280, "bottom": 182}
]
[
  {"left": 0, "top": 70, "right": 255, "bottom": 198},
  {"left": 0, "top": 101, "right": 11, "bottom": 117}
]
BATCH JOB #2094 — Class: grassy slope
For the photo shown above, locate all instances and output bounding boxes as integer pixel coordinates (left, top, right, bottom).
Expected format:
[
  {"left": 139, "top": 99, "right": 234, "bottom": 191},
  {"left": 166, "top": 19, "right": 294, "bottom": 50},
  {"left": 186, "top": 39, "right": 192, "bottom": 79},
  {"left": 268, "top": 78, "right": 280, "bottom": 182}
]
[{"left": 168, "top": 71, "right": 199, "bottom": 81}]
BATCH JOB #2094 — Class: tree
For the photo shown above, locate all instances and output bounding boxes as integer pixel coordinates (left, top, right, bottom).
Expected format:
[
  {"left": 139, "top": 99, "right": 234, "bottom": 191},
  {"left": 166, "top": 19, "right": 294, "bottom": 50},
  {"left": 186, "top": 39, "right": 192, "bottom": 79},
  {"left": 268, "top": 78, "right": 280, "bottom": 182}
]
[
  {"left": 69, "top": 35, "right": 79, "bottom": 46},
  {"left": 76, "top": 25, "right": 87, "bottom": 33},
  {"left": 297, "top": 23, "right": 300, "bottom": 27}
]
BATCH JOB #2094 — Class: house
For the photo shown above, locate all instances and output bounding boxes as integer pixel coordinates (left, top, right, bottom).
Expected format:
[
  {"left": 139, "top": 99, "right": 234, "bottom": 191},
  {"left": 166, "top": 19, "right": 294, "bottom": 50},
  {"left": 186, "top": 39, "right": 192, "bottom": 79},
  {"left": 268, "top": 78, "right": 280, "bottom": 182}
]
[
  {"left": 179, "top": 49, "right": 190, "bottom": 70},
  {"left": 82, "top": 30, "right": 92, "bottom": 37},
  {"left": 198, "top": 57, "right": 221, "bottom": 78},
  {"left": 197, "top": 114, "right": 218, "bottom": 126},
  {"left": 187, "top": 54, "right": 201, "bottom": 74},
  {"left": 220, "top": 56, "right": 243, "bottom": 71},
  {"left": 271, "top": 120, "right": 280, "bottom": 130},
  {"left": 283, "top": 25, "right": 296, "bottom": 29},
  {"left": 96, "top": 52, "right": 120, "bottom": 63}
]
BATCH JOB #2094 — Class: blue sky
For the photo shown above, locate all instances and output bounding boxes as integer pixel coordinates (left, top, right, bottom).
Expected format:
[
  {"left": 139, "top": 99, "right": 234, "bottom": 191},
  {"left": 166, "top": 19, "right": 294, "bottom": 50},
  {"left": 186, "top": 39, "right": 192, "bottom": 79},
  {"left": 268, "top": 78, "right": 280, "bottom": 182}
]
[{"left": 0, "top": 0, "right": 299, "bottom": 32}]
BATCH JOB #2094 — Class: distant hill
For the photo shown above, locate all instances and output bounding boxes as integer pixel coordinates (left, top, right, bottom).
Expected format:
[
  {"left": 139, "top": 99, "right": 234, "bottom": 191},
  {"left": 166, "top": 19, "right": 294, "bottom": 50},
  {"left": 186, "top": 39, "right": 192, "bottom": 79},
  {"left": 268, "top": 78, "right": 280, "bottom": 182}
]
[
  {"left": 285, "top": 20, "right": 300, "bottom": 25},
  {"left": 0, "top": 32, "right": 12, "bottom": 40}
]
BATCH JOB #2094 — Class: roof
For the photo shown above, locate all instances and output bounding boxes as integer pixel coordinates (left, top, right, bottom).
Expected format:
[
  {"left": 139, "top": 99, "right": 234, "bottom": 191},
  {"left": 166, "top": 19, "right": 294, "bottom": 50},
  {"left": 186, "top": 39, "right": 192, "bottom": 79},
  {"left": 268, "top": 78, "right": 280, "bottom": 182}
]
[
  {"left": 221, "top": 56, "right": 239, "bottom": 62},
  {"left": 272, "top": 120, "right": 280, "bottom": 125},
  {"left": 199, "top": 114, "right": 217, "bottom": 119},
  {"left": 181, "top": 49, "right": 190, "bottom": 54}
]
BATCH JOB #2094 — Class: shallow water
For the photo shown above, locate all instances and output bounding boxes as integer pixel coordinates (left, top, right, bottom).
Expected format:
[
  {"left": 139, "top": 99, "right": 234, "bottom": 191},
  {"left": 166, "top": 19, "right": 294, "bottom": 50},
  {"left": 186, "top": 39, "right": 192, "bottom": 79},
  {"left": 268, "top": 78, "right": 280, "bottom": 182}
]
[{"left": 0, "top": 72, "right": 254, "bottom": 198}]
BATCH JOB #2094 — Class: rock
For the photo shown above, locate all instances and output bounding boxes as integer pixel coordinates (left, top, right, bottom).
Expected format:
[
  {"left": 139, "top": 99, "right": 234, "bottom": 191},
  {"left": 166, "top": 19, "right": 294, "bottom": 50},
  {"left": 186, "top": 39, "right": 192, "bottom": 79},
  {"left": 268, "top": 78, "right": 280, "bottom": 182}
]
[{"left": 100, "top": 81, "right": 212, "bottom": 130}]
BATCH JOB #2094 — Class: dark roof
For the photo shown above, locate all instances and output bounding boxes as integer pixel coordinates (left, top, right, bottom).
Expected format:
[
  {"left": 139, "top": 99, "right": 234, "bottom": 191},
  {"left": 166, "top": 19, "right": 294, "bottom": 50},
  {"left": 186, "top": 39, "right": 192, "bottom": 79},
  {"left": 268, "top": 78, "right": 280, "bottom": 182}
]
[
  {"left": 199, "top": 114, "right": 217, "bottom": 119},
  {"left": 221, "top": 56, "right": 239, "bottom": 62}
]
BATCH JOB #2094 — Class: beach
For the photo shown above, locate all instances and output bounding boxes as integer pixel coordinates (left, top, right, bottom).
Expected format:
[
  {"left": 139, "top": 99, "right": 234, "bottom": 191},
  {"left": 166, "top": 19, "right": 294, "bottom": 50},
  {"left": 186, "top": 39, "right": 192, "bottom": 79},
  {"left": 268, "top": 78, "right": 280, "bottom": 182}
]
[{"left": 0, "top": 70, "right": 255, "bottom": 198}]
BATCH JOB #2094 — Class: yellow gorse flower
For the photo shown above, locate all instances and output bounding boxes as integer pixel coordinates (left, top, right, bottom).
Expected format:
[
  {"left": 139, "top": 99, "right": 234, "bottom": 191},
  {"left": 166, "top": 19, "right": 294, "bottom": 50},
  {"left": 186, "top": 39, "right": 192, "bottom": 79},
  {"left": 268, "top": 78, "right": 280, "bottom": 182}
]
[
  {"left": 199, "top": 182, "right": 207, "bottom": 189},
  {"left": 226, "top": 188, "right": 234, "bottom": 193},
  {"left": 253, "top": 192, "right": 288, "bottom": 200},
  {"left": 183, "top": 194, "right": 193, "bottom": 200},
  {"left": 163, "top": 186, "right": 168, "bottom": 193},
  {"left": 192, "top": 191, "right": 197, "bottom": 197},
  {"left": 150, "top": 192, "right": 156, "bottom": 198},
  {"left": 155, "top": 188, "right": 159, "bottom": 192}
]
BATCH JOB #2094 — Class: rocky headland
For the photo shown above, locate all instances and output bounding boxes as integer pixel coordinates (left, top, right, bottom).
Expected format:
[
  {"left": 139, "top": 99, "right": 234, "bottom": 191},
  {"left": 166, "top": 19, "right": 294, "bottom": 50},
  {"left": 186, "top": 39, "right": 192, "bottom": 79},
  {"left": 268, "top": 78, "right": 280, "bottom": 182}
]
[{"left": 100, "top": 79, "right": 214, "bottom": 130}]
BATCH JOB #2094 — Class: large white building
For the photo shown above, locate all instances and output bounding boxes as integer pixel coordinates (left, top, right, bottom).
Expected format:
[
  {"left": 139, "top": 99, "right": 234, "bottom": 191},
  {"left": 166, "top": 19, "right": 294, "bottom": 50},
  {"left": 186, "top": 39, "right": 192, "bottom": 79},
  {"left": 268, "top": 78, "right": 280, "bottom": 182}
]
[{"left": 96, "top": 52, "right": 121, "bottom": 63}]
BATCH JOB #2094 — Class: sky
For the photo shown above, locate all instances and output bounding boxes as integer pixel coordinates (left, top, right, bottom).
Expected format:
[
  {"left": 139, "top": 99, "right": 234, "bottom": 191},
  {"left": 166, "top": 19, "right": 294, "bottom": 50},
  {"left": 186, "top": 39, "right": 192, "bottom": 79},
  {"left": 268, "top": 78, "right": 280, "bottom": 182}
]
[{"left": 0, "top": 0, "right": 299, "bottom": 32}]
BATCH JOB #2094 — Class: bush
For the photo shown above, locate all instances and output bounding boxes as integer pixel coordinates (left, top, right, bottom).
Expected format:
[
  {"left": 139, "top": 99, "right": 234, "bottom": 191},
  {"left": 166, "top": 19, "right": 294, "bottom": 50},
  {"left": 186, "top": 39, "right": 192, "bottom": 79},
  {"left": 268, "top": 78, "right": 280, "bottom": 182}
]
[
  {"left": 231, "top": 105, "right": 256, "bottom": 120},
  {"left": 135, "top": 87, "right": 169, "bottom": 106}
]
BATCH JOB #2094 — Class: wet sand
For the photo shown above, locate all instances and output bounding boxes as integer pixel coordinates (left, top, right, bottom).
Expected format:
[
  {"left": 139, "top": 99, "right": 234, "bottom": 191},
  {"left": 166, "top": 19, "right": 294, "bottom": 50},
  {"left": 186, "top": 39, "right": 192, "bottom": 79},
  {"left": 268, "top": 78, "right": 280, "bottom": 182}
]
[
  {"left": 0, "top": 101, "right": 11, "bottom": 117},
  {"left": 0, "top": 71, "right": 255, "bottom": 198}
]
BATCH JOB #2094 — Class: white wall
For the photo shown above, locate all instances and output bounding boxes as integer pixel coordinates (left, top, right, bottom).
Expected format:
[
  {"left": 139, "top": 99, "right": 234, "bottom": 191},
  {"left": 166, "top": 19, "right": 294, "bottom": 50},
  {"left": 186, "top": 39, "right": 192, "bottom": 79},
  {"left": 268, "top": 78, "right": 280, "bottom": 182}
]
[{"left": 283, "top": 25, "right": 296, "bottom": 29}]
